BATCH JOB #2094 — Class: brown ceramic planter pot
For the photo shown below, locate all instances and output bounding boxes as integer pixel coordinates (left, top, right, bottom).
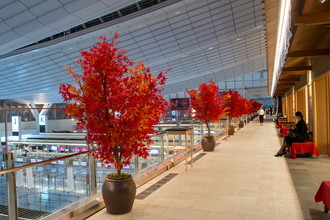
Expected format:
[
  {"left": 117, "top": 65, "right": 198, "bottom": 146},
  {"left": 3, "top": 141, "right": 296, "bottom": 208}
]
[
  {"left": 228, "top": 126, "right": 235, "bottom": 135},
  {"left": 201, "top": 136, "right": 215, "bottom": 151},
  {"left": 239, "top": 121, "right": 244, "bottom": 128},
  {"left": 102, "top": 176, "right": 136, "bottom": 214}
]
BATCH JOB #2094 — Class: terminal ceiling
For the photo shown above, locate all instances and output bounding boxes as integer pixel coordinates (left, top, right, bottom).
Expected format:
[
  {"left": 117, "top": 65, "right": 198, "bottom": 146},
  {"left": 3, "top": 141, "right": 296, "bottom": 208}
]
[{"left": 0, "top": 0, "right": 267, "bottom": 104}]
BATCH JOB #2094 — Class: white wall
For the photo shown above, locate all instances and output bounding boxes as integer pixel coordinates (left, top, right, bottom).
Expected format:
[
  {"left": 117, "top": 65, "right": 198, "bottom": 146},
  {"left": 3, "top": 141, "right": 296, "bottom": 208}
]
[
  {"left": 0, "top": 119, "right": 78, "bottom": 137},
  {"left": 47, "top": 119, "right": 77, "bottom": 132}
]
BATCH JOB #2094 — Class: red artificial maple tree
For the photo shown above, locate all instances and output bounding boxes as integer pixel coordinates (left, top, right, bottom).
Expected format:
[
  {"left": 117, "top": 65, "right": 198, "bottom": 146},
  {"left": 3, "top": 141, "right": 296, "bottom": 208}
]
[
  {"left": 250, "top": 99, "right": 262, "bottom": 113},
  {"left": 222, "top": 90, "right": 245, "bottom": 119},
  {"left": 240, "top": 97, "right": 251, "bottom": 116},
  {"left": 59, "top": 34, "right": 170, "bottom": 175},
  {"left": 243, "top": 98, "right": 253, "bottom": 115},
  {"left": 187, "top": 81, "right": 226, "bottom": 136}
]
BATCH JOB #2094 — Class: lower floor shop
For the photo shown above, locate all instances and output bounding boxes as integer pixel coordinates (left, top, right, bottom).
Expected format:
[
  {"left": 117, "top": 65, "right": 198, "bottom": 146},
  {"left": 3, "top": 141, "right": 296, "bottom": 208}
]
[{"left": 88, "top": 117, "right": 330, "bottom": 220}]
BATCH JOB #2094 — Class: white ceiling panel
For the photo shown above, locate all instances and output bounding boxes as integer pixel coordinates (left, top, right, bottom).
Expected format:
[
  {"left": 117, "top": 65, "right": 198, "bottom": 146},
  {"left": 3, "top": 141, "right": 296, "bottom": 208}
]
[
  {"left": 187, "top": 7, "right": 210, "bottom": 17},
  {"left": 5, "top": 10, "right": 36, "bottom": 28},
  {"left": 0, "top": 31, "right": 20, "bottom": 44},
  {"left": 38, "top": 8, "right": 70, "bottom": 26},
  {"left": 14, "top": 20, "right": 43, "bottom": 35},
  {"left": 0, "top": 0, "right": 14, "bottom": 8},
  {"left": 0, "top": 22, "right": 11, "bottom": 34},
  {"left": 168, "top": 13, "right": 189, "bottom": 24},
  {"left": 21, "top": 0, "right": 47, "bottom": 8},
  {"left": 0, "top": 1, "right": 26, "bottom": 20},
  {"left": 74, "top": 2, "right": 108, "bottom": 19},
  {"left": 209, "top": 3, "right": 231, "bottom": 15},
  {"left": 64, "top": 0, "right": 98, "bottom": 14},
  {"left": 0, "top": 0, "right": 267, "bottom": 103},
  {"left": 29, "top": 0, "right": 63, "bottom": 17}
]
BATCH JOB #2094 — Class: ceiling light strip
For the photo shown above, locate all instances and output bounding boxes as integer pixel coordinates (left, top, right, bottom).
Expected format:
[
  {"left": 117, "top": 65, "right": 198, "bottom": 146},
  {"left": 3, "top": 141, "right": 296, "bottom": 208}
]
[{"left": 271, "top": 0, "right": 292, "bottom": 96}]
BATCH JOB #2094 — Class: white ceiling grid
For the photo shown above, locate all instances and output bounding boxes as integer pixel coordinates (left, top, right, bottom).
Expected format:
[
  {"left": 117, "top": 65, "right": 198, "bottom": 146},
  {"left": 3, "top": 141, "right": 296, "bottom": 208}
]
[
  {"left": 0, "top": 0, "right": 140, "bottom": 55},
  {"left": 0, "top": 0, "right": 267, "bottom": 103}
]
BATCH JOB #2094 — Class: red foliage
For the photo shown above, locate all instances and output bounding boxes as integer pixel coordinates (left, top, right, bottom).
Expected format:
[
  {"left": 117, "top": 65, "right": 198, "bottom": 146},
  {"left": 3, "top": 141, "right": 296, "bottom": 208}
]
[
  {"left": 222, "top": 91, "right": 263, "bottom": 118},
  {"left": 243, "top": 98, "right": 253, "bottom": 115},
  {"left": 222, "top": 90, "right": 246, "bottom": 118},
  {"left": 59, "top": 34, "right": 170, "bottom": 174},
  {"left": 249, "top": 99, "right": 262, "bottom": 113},
  {"left": 186, "top": 81, "right": 227, "bottom": 136}
]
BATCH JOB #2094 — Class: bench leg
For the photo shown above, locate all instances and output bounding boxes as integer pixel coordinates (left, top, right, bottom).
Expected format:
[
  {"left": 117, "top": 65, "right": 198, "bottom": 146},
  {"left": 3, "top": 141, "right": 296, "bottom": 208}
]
[{"left": 325, "top": 205, "right": 329, "bottom": 213}]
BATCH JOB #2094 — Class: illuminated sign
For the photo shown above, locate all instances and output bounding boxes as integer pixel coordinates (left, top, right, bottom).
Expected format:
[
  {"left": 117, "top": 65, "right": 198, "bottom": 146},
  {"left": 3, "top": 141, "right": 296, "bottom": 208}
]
[
  {"left": 12, "top": 116, "right": 20, "bottom": 132},
  {"left": 149, "top": 149, "right": 158, "bottom": 155},
  {"left": 73, "top": 147, "right": 80, "bottom": 152},
  {"left": 39, "top": 115, "right": 46, "bottom": 125}
]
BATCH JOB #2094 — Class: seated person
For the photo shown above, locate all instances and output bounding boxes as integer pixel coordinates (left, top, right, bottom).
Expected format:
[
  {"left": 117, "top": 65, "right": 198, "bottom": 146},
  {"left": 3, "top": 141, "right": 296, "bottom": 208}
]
[{"left": 274, "top": 111, "right": 308, "bottom": 157}]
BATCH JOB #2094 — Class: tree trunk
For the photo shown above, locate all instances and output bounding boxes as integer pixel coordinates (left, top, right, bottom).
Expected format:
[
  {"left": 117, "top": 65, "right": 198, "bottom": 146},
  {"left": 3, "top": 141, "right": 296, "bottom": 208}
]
[{"left": 206, "top": 123, "right": 211, "bottom": 136}]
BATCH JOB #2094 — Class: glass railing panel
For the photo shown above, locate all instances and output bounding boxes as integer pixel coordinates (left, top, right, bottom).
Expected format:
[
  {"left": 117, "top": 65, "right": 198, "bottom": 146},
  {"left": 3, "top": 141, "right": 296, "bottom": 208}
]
[
  {"left": 192, "top": 124, "right": 201, "bottom": 145},
  {"left": 137, "top": 134, "right": 166, "bottom": 172},
  {"left": 13, "top": 157, "right": 91, "bottom": 219},
  {"left": 0, "top": 115, "right": 213, "bottom": 219},
  {"left": 0, "top": 168, "right": 8, "bottom": 220}
]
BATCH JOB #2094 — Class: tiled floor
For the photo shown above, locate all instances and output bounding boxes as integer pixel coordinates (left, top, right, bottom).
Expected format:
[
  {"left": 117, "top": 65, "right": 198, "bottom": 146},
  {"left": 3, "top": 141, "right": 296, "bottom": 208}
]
[
  {"left": 287, "top": 155, "right": 330, "bottom": 220},
  {"left": 88, "top": 117, "right": 330, "bottom": 220}
]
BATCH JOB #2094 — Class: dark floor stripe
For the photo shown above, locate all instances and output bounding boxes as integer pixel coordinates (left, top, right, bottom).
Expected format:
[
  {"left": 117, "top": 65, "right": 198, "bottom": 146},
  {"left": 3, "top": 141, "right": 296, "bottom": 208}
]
[
  {"left": 188, "top": 153, "right": 206, "bottom": 165},
  {"left": 0, "top": 204, "right": 50, "bottom": 219},
  {"left": 136, "top": 173, "right": 178, "bottom": 200}
]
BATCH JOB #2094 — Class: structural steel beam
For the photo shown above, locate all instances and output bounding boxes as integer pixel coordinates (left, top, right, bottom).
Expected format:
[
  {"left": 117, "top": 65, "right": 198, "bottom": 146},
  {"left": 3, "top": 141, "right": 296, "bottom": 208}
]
[
  {"left": 282, "top": 70, "right": 307, "bottom": 75},
  {"left": 288, "top": 49, "right": 329, "bottom": 57},
  {"left": 282, "top": 66, "right": 312, "bottom": 71},
  {"left": 289, "top": 0, "right": 316, "bottom": 50},
  {"left": 277, "top": 83, "right": 295, "bottom": 87},
  {"left": 294, "top": 11, "right": 330, "bottom": 25}
]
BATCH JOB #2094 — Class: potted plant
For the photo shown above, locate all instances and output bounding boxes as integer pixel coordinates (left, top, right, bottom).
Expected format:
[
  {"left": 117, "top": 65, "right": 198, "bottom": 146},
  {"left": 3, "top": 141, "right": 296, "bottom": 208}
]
[
  {"left": 222, "top": 90, "right": 245, "bottom": 134},
  {"left": 250, "top": 99, "right": 262, "bottom": 120},
  {"left": 59, "top": 33, "right": 170, "bottom": 214},
  {"left": 246, "top": 99, "right": 254, "bottom": 122},
  {"left": 187, "top": 80, "right": 226, "bottom": 151},
  {"left": 238, "top": 97, "right": 250, "bottom": 127}
]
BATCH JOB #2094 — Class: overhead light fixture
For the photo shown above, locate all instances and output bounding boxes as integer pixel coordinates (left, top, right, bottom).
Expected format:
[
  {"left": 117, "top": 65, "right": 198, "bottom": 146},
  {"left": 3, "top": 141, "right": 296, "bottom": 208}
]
[
  {"left": 271, "top": 0, "right": 291, "bottom": 96},
  {"left": 320, "top": 0, "right": 326, "bottom": 3},
  {"left": 208, "top": 47, "right": 213, "bottom": 50}
]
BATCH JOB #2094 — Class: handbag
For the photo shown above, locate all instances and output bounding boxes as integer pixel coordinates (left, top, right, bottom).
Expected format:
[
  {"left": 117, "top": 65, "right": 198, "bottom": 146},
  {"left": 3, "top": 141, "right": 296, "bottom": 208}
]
[{"left": 288, "top": 129, "right": 296, "bottom": 138}]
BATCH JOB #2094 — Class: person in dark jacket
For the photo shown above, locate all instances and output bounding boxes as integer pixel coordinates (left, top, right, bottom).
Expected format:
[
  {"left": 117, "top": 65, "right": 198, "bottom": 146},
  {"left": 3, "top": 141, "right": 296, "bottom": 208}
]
[{"left": 274, "top": 111, "right": 308, "bottom": 157}]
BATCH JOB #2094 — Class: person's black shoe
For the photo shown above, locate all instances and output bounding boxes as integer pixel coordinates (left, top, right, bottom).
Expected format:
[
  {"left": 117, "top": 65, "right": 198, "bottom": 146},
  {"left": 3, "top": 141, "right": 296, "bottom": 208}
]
[{"left": 274, "top": 152, "right": 285, "bottom": 157}]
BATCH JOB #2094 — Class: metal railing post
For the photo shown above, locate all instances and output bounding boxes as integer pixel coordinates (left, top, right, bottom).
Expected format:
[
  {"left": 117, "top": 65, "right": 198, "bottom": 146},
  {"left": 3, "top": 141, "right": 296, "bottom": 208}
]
[
  {"left": 7, "top": 153, "right": 18, "bottom": 220},
  {"left": 134, "top": 155, "right": 139, "bottom": 175},
  {"left": 88, "top": 143, "right": 97, "bottom": 195},
  {"left": 4, "top": 110, "right": 18, "bottom": 219},
  {"left": 160, "top": 132, "right": 165, "bottom": 161}
]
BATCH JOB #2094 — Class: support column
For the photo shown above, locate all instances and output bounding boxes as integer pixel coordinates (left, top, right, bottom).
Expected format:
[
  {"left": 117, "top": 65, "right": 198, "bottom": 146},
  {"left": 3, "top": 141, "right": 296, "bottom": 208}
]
[
  {"left": 6, "top": 153, "right": 18, "bottom": 220},
  {"left": 27, "top": 101, "right": 39, "bottom": 133}
]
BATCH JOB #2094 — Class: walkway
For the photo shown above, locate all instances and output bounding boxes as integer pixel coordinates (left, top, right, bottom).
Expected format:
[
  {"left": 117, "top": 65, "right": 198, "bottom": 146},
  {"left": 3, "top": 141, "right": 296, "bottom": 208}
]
[{"left": 88, "top": 118, "right": 330, "bottom": 220}]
